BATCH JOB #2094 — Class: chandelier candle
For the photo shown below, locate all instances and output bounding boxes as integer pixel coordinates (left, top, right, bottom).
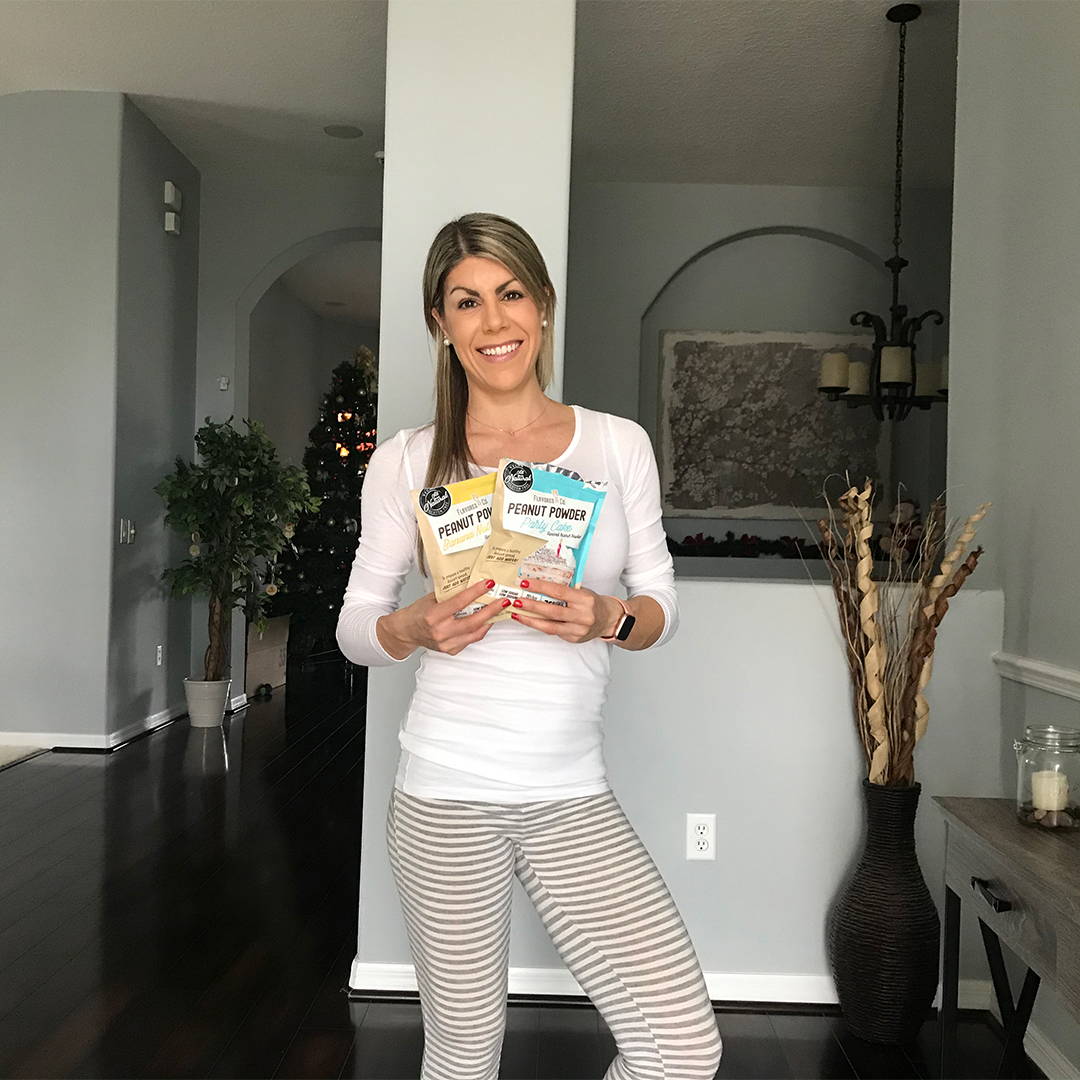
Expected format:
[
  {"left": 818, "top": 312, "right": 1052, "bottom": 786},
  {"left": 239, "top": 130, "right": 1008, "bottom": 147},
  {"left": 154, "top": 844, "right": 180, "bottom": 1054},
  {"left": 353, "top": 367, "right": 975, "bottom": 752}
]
[
  {"left": 845, "top": 360, "right": 871, "bottom": 397},
  {"left": 880, "top": 346, "right": 913, "bottom": 387},
  {"left": 819, "top": 351, "right": 850, "bottom": 393}
]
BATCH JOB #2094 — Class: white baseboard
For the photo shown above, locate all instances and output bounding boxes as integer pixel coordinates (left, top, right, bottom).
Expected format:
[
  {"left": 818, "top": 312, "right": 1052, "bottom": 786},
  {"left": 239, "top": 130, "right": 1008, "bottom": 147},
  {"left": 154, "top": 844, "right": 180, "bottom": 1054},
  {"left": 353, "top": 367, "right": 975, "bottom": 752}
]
[
  {"left": 1026, "top": 1022, "right": 1080, "bottom": 1080},
  {"left": 0, "top": 689, "right": 247, "bottom": 750},
  {"left": 348, "top": 964, "right": 1079, "bottom": 1075},
  {"left": 350, "top": 961, "right": 831, "bottom": 1005}
]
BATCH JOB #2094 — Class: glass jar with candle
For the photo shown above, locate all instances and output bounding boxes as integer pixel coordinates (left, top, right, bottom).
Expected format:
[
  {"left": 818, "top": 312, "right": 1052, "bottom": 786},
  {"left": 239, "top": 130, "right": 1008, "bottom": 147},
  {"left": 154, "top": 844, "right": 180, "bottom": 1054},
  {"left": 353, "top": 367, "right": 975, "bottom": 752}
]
[{"left": 1014, "top": 724, "right": 1080, "bottom": 829}]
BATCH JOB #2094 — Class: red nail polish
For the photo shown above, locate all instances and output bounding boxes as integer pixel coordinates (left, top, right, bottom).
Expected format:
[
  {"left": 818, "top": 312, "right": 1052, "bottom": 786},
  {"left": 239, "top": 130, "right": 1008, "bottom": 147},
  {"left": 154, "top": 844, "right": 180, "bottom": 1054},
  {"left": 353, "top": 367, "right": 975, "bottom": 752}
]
[
  {"left": 510, "top": 613, "right": 519, "bottom": 620},
  {"left": 520, "top": 579, "right": 530, "bottom": 588},
  {"left": 501, "top": 598, "right": 512, "bottom": 607},
  {"left": 485, "top": 579, "right": 495, "bottom": 588},
  {"left": 512, "top": 598, "right": 523, "bottom": 608}
]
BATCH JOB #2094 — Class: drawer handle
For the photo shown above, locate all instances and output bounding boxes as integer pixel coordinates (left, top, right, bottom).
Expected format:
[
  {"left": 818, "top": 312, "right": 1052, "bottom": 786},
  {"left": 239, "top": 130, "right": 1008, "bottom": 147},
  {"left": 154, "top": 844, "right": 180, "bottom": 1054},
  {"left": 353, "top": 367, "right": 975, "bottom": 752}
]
[{"left": 971, "top": 876, "right": 1013, "bottom": 913}]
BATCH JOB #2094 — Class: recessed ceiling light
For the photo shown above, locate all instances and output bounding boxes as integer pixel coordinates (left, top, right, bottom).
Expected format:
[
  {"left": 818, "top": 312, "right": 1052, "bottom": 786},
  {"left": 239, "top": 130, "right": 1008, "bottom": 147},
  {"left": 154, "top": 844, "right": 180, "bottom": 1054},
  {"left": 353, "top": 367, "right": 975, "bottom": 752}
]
[{"left": 323, "top": 124, "right": 364, "bottom": 139}]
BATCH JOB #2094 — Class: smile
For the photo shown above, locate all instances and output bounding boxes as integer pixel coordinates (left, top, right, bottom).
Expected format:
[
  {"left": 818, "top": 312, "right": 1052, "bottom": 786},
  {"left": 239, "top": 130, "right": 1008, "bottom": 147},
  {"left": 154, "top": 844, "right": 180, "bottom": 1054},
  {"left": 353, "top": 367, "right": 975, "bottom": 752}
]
[{"left": 476, "top": 340, "right": 523, "bottom": 359}]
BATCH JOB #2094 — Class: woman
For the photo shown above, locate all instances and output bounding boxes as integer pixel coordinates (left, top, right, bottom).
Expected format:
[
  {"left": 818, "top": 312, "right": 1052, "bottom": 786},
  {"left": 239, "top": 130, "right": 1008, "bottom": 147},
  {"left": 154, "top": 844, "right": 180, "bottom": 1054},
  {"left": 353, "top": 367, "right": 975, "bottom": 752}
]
[{"left": 337, "top": 212, "right": 723, "bottom": 1080}]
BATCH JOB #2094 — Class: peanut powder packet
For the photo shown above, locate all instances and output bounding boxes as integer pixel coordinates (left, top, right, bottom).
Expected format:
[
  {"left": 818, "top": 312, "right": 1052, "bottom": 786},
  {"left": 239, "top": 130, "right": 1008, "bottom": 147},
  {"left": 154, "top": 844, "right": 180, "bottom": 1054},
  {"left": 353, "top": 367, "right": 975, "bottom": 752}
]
[
  {"left": 412, "top": 472, "right": 496, "bottom": 617},
  {"left": 468, "top": 459, "right": 607, "bottom": 623}
]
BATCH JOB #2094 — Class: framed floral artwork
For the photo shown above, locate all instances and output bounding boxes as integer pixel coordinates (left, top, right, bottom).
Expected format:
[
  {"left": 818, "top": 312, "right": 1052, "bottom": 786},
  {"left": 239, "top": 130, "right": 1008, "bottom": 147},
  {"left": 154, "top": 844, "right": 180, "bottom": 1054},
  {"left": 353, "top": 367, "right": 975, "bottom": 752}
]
[{"left": 658, "top": 329, "right": 888, "bottom": 518}]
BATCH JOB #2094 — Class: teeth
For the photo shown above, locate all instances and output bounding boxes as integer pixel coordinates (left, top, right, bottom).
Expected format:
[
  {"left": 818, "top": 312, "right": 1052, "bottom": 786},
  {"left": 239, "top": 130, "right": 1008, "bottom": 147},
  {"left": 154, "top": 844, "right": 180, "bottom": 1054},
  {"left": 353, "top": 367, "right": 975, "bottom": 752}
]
[{"left": 478, "top": 341, "right": 521, "bottom": 356}]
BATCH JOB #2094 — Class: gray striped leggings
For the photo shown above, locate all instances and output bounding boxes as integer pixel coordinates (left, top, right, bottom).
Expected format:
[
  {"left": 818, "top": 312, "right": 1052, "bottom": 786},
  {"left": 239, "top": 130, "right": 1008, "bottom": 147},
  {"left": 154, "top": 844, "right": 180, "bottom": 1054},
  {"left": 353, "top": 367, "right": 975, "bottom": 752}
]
[{"left": 386, "top": 787, "right": 724, "bottom": 1080}]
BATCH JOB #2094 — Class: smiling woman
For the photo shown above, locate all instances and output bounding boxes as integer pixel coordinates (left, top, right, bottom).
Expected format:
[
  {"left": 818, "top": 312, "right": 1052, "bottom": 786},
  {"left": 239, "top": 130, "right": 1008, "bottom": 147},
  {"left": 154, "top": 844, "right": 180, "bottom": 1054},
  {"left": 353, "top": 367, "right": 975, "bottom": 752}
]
[{"left": 334, "top": 212, "right": 724, "bottom": 1080}]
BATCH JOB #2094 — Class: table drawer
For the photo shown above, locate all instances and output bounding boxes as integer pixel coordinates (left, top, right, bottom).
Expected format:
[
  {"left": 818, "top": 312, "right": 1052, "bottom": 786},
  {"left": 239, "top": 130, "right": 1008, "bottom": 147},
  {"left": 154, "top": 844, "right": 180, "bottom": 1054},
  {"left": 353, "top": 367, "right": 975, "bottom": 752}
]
[{"left": 945, "top": 826, "right": 1058, "bottom": 982}]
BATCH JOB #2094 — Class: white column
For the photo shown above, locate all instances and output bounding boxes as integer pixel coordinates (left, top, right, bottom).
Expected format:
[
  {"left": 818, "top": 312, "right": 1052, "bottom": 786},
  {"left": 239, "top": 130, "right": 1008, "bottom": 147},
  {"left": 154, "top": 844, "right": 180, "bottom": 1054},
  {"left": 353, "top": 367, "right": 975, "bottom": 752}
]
[{"left": 351, "top": 0, "right": 576, "bottom": 990}]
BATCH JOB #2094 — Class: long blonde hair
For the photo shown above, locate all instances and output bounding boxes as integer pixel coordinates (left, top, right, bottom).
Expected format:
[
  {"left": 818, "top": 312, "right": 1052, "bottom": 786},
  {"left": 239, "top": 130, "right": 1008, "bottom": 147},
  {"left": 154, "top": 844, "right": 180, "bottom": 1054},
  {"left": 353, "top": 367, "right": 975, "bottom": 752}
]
[{"left": 414, "top": 212, "right": 557, "bottom": 574}]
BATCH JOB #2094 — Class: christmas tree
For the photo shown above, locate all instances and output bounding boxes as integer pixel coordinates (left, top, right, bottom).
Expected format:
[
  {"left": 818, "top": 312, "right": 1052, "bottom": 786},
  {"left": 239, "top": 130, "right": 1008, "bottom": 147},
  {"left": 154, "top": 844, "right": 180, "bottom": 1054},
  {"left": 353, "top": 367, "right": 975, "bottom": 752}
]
[{"left": 267, "top": 346, "right": 378, "bottom": 659}]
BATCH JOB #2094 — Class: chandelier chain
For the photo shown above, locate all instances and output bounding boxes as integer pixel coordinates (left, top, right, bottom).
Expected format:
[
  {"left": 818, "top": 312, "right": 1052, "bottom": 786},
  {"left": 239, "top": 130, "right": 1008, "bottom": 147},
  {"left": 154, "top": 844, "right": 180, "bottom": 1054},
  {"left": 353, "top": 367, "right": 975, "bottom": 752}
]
[{"left": 893, "top": 20, "right": 907, "bottom": 261}]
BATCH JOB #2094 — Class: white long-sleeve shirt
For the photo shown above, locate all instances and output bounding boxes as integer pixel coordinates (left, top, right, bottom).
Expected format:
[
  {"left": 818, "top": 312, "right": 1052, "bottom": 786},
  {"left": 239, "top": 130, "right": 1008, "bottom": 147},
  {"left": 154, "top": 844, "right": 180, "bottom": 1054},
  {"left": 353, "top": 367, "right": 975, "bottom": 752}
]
[{"left": 335, "top": 403, "right": 679, "bottom": 801}]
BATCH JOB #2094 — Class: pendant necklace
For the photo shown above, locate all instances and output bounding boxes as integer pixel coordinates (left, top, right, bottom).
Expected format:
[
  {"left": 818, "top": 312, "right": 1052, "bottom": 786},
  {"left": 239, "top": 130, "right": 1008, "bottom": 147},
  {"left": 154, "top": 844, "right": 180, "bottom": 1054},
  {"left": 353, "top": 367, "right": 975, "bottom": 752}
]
[{"left": 467, "top": 399, "right": 551, "bottom": 437}]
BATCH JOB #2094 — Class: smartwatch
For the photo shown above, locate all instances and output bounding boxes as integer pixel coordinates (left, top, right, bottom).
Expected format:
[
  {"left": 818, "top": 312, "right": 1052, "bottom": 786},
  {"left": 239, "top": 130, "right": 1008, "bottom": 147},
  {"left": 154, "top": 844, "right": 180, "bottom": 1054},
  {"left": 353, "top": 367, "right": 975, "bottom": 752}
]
[{"left": 600, "top": 597, "right": 636, "bottom": 642}]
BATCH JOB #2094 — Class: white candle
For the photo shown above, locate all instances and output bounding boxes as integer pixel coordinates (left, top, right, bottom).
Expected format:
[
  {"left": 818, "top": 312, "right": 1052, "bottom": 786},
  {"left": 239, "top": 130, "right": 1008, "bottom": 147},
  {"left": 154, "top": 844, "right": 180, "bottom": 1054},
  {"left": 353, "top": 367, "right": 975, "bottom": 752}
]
[
  {"left": 915, "top": 360, "right": 942, "bottom": 398},
  {"left": 844, "top": 360, "right": 870, "bottom": 397},
  {"left": 819, "top": 351, "right": 849, "bottom": 391},
  {"left": 880, "top": 346, "right": 913, "bottom": 385},
  {"left": 1032, "top": 769, "right": 1069, "bottom": 811}
]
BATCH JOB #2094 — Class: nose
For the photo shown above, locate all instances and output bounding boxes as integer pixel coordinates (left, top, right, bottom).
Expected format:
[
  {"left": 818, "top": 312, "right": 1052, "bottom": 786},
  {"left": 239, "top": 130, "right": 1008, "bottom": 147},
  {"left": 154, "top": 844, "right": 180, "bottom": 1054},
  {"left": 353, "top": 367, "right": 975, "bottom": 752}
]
[{"left": 481, "top": 297, "right": 509, "bottom": 334}]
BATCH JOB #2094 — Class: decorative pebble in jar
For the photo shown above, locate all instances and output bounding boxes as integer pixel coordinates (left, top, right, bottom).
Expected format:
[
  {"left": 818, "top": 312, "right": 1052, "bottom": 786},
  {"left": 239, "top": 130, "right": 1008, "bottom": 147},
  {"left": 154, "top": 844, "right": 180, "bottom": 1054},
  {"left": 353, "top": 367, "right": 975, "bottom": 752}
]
[{"left": 1014, "top": 724, "right": 1080, "bottom": 829}]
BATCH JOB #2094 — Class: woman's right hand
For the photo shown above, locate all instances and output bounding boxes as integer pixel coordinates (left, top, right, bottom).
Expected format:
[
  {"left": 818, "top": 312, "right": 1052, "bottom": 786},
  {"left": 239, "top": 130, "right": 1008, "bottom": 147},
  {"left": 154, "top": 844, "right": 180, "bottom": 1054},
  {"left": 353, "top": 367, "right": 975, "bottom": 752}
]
[{"left": 377, "top": 579, "right": 507, "bottom": 659}]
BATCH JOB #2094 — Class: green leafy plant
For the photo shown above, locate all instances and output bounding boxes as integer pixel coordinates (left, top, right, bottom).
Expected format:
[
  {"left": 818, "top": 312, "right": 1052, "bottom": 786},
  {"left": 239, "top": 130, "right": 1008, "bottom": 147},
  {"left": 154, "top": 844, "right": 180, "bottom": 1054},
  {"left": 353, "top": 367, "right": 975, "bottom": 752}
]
[{"left": 155, "top": 417, "right": 322, "bottom": 682}]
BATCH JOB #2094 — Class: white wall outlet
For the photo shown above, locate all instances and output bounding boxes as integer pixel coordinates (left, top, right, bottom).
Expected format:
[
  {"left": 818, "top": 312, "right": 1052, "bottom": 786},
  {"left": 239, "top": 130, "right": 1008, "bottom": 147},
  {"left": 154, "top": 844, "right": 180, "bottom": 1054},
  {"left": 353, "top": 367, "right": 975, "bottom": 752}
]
[
  {"left": 156, "top": 645, "right": 163, "bottom": 666},
  {"left": 685, "top": 812, "right": 716, "bottom": 861}
]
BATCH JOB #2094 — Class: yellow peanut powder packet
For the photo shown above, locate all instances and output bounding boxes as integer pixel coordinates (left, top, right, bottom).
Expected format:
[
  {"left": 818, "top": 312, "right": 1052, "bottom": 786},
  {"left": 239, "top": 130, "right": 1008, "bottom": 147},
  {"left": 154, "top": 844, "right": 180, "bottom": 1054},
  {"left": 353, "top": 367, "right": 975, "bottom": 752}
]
[{"left": 412, "top": 472, "right": 496, "bottom": 616}]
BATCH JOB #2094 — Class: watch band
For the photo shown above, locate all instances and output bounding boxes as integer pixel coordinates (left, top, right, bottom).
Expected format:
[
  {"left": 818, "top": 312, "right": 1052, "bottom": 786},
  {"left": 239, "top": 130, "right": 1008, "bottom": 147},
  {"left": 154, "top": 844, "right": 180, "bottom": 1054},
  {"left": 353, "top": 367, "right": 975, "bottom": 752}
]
[{"left": 600, "top": 596, "right": 635, "bottom": 642}]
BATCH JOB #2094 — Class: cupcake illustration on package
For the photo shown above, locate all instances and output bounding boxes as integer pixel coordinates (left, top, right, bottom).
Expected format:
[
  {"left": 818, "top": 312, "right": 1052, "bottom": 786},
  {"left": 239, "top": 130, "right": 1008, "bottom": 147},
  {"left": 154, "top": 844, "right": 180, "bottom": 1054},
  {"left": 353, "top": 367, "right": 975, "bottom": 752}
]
[
  {"left": 468, "top": 459, "right": 606, "bottom": 622},
  {"left": 412, "top": 471, "right": 496, "bottom": 617}
]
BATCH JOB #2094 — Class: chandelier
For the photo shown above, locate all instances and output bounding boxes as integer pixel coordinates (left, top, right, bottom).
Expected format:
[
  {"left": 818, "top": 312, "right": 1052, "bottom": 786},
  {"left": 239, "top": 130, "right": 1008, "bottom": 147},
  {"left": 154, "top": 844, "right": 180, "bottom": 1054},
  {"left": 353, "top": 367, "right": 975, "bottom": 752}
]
[{"left": 818, "top": 3, "right": 947, "bottom": 421}]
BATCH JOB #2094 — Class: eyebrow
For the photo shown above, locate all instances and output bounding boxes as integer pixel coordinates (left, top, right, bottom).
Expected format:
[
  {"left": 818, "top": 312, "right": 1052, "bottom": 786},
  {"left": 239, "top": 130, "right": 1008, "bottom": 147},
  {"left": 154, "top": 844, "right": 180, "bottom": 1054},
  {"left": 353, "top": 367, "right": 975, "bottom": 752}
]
[{"left": 449, "top": 278, "right": 520, "bottom": 297}]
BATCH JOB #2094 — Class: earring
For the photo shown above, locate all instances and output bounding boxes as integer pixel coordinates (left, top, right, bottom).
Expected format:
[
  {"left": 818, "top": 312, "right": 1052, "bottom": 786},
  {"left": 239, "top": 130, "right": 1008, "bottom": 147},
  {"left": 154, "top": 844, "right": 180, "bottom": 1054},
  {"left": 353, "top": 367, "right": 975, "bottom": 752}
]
[
  {"left": 542, "top": 319, "right": 548, "bottom": 327},
  {"left": 443, "top": 337, "right": 449, "bottom": 346}
]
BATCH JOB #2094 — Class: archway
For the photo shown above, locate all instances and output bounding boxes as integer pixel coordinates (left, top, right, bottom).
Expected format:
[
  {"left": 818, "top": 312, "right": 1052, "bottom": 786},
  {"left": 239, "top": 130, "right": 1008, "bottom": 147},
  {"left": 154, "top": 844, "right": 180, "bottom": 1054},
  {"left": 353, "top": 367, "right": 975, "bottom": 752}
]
[{"left": 231, "top": 226, "right": 382, "bottom": 697}]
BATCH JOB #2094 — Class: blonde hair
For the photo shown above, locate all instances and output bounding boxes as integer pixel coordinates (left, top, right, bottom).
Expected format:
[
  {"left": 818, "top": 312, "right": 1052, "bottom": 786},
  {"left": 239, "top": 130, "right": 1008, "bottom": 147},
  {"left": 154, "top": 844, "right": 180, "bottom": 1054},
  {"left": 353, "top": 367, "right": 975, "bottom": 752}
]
[{"left": 414, "top": 212, "right": 557, "bottom": 575}]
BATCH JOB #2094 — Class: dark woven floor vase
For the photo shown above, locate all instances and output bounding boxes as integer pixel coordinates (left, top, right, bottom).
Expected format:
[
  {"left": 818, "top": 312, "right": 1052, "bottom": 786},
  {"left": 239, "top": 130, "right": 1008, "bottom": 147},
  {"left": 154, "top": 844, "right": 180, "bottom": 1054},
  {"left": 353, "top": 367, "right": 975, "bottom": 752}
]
[{"left": 827, "top": 779, "right": 940, "bottom": 1044}]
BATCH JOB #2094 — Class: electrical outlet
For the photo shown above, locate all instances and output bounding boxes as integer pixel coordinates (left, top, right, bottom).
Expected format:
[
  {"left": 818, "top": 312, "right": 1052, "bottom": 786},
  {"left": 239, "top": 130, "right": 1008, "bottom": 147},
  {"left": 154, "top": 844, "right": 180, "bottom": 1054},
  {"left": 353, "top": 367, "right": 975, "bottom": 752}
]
[
  {"left": 156, "top": 645, "right": 163, "bottom": 666},
  {"left": 685, "top": 813, "right": 716, "bottom": 861}
]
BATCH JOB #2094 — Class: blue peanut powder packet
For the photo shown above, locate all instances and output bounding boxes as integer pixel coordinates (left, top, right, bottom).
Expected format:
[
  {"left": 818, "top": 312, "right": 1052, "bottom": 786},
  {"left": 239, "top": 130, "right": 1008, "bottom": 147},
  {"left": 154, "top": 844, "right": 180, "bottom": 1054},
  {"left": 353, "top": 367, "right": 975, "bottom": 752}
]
[{"left": 468, "top": 459, "right": 607, "bottom": 620}]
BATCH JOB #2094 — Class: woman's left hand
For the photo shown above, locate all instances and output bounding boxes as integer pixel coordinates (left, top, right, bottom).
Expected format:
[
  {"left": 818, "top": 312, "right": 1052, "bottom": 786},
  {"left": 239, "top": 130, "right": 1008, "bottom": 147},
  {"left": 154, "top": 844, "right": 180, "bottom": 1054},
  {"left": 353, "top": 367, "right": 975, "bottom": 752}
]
[{"left": 509, "top": 579, "right": 621, "bottom": 644}]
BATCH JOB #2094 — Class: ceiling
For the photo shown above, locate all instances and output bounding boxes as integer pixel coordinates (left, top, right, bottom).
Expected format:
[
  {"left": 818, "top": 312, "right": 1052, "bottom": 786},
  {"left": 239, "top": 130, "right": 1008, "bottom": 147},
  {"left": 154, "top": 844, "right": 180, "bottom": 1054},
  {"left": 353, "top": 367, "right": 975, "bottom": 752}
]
[
  {"left": 0, "top": 0, "right": 959, "bottom": 317},
  {"left": 572, "top": 0, "right": 958, "bottom": 188},
  {"left": 279, "top": 240, "right": 382, "bottom": 325}
]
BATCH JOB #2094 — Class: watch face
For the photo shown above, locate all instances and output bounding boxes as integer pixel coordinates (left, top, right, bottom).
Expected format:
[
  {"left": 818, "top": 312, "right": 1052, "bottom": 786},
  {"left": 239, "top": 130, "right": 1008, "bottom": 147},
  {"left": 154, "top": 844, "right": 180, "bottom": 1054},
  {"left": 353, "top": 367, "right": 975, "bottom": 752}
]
[{"left": 615, "top": 614, "right": 636, "bottom": 641}]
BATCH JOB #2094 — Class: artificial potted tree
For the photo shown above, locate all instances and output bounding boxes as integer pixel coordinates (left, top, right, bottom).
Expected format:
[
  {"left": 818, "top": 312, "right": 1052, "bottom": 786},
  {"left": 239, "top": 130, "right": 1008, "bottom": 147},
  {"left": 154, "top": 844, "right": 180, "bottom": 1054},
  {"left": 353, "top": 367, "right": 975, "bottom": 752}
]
[{"left": 155, "top": 417, "right": 322, "bottom": 727}]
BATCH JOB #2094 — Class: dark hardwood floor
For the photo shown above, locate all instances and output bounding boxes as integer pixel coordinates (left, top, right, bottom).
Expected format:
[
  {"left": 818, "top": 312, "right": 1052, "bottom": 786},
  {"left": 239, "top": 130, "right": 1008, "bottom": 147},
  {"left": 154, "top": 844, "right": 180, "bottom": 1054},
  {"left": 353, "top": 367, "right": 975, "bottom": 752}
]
[{"left": 0, "top": 661, "right": 1039, "bottom": 1078}]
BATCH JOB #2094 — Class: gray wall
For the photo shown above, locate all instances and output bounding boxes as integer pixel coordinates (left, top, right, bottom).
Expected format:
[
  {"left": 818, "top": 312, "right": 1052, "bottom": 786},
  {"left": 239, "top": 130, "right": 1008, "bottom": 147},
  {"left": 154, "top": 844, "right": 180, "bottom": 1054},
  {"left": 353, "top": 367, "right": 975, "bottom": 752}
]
[
  {"left": 249, "top": 280, "right": 323, "bottom": 467},
  {"left": 0, "top": 90, "right": 199, "bottom": 744},
  {"left": 351, "top": 1, "right": 1007, "bottom": 1006},
  {"left": 565, "top": 181, "right": 951, "bottom": 552},
  {"left": 949, "top": 0, "right": 1080, "bottom": 1064},
  {"left": 320, "top": 319, "right": 379, "bottom": 392},
  {"left": 110, "top": 96, "right": 200, "bottom": 738},
  {"left": 1, "top": 91, "right": 123, "bottom": 741}
]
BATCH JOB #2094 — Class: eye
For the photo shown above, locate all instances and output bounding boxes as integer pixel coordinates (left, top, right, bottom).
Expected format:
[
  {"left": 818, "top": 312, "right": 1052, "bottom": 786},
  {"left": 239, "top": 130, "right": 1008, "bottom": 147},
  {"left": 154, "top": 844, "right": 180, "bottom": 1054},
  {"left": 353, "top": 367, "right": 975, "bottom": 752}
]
[{"left": 456, "top": 290, "right": 525, "bottom": 310}]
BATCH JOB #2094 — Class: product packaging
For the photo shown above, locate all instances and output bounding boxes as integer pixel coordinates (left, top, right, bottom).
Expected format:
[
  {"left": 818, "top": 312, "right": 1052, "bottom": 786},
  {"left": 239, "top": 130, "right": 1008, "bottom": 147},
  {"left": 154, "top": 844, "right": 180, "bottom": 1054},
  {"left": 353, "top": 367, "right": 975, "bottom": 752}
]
[
  {"left": 412, "top": 471, "right": 496, "bottom": 616},
  {"left": 468, "top": 459, "right": 607, "bottom": 622}
]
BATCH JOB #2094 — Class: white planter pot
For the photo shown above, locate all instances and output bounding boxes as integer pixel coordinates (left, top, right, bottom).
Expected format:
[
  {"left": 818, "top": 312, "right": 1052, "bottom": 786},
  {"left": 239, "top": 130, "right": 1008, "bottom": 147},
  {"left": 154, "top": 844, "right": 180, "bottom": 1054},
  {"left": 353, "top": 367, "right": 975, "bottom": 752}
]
[{"left": 183, "top": 677, "right": 232, "bottom": 728}]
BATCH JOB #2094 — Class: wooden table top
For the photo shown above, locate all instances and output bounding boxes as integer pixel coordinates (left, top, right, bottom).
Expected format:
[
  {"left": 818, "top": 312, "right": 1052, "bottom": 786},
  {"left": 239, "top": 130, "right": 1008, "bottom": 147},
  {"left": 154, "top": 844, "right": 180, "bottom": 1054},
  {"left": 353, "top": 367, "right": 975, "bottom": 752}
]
[{"left": 933, "top": 796, "right": 1080, "bottom": 924}]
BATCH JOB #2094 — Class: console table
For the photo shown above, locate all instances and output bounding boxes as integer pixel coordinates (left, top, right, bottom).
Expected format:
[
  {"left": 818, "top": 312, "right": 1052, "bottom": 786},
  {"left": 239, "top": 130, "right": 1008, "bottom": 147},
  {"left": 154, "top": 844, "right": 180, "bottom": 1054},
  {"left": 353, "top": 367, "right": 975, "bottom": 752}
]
[{"left": 935, "top": 797, "right": 1080, "bottom": 1079}]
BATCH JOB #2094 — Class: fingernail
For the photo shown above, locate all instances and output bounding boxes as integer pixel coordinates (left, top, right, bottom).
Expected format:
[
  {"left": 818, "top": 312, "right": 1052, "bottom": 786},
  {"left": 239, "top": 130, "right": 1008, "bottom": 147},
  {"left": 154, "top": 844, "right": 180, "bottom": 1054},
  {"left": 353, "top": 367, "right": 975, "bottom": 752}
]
[
  {"left": 520, "top": 579, "right": 530, "bottom": 588},
  {"left": 486, "top": 579, "right": 495, "bottom": 588},
  {"left": 510, "top": 613, "right": 519, "bottom": 620},
  {"left": 512, "top": 599, "right": 523, "bottom": 608},
  {"left": 501, "top": 598, "right": 511, "bottom": 607}
]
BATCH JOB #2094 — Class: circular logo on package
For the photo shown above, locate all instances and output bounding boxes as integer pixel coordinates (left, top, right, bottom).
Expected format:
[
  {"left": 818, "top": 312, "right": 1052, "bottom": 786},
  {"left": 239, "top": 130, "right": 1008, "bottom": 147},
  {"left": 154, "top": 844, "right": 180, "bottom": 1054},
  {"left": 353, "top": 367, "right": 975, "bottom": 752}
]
[
  {"left": 418, "top": 486, "right": 451, "bottom": 517},
  {"left": 503, "top": 463, "right": 534, "bottom": 493}
]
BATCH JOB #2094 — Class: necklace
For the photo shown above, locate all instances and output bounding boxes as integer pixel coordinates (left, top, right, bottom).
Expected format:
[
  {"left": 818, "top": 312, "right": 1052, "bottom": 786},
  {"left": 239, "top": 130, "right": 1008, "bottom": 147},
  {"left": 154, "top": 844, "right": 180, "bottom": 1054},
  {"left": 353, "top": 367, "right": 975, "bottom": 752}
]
[{"left": 467, "top": 399, "right": 551, "bottom": 437}]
